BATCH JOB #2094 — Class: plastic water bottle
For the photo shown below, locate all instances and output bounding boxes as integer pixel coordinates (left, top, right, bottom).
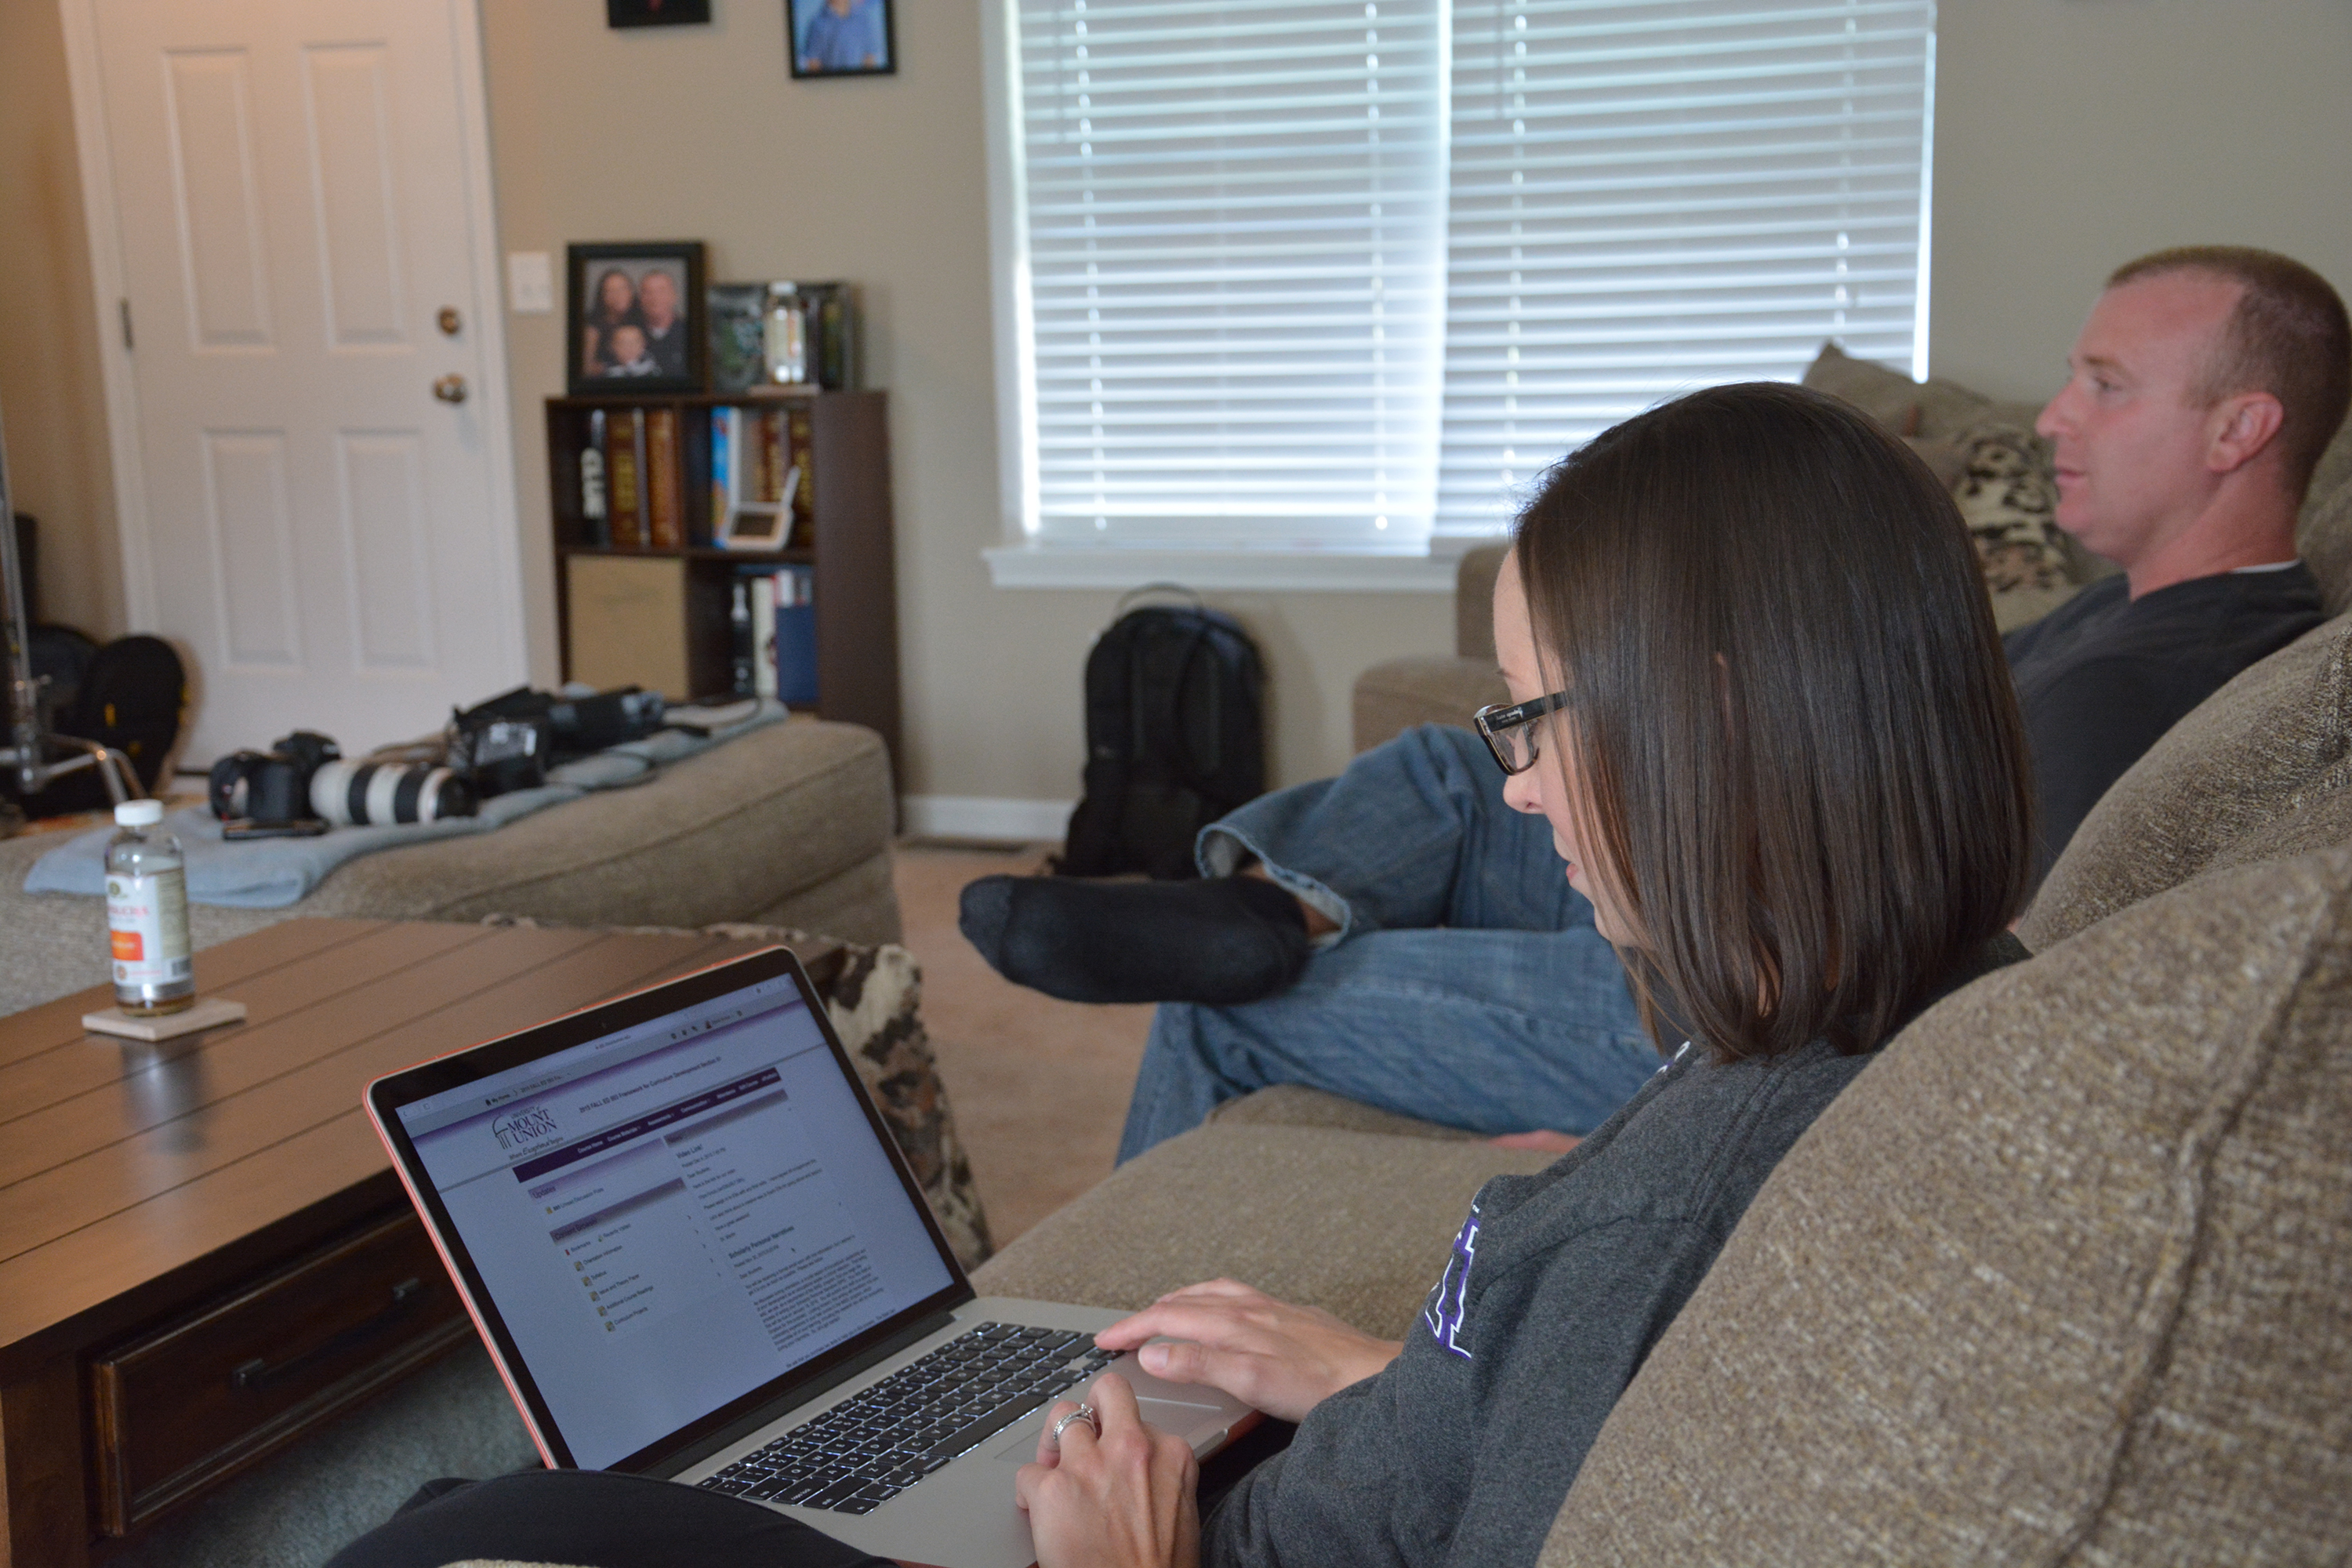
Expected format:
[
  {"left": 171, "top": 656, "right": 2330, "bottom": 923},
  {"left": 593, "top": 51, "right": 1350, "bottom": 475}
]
[{"left": 106, "top": 800, "right": 194, "bottom": 1015}]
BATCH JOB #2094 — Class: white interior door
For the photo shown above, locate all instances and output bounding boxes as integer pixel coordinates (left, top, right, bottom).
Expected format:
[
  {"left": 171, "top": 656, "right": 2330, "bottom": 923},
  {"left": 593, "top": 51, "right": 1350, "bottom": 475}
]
[{"left": 82, "top": 0, "right": 522, "bottom": 765}]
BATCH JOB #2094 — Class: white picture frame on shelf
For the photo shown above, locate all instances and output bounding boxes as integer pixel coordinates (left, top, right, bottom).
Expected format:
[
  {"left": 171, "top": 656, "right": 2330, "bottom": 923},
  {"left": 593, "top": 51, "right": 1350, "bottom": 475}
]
[
  {"left": 720, "top": 504, "right": 789, "bottom": 550},
  {"left": 710, "top": 403, "right": 799, "bottom": 550}
]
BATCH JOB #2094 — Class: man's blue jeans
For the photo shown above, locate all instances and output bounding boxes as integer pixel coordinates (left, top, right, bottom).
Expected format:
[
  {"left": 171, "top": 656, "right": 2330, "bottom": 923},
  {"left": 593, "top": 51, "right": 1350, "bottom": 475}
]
[{"left": 1116, "top": 725, "right": 1662, "bottom": 1163}]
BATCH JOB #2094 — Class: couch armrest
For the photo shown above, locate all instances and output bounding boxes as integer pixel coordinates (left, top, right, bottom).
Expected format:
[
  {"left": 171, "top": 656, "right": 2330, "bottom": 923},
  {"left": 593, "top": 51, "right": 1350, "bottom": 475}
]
[
  {"left": 1353, "top": 656, "right": 1510, "bottom": 755},
  {"left": 1210, "top": 1083, "right": 1479, "bottom": 1142},
  {"left": 1455, "top": 544, "right": 1509, "bottom": 660},
  {"left": 971, "top": 1123, "right": 1549, "bottom": 1337}
]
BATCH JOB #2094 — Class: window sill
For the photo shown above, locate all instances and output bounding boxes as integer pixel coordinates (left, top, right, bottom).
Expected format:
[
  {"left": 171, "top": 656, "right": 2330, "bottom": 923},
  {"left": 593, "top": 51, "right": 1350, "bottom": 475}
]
[{"left": 982, "top": 542, "right": 1494, "bottom": 593}]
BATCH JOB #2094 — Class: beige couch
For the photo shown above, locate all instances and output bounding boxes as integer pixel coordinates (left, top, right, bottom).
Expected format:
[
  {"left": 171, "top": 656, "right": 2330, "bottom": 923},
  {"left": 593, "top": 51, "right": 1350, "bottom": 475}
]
[
  {"left": 979, "top": 604, "right": 2352, "bottom": 1563},
  {"left": 973, "top": 371, "right": 2352, "bottom": 1556},
  {"left": 0, "top": 717, "right": 901, "bottom": 1018}
]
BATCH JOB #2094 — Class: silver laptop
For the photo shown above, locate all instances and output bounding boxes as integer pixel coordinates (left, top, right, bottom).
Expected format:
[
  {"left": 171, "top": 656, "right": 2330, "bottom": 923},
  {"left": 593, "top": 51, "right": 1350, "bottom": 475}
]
[{"left": 365, "top": 946, "right": 1254, "bottom": 1568}]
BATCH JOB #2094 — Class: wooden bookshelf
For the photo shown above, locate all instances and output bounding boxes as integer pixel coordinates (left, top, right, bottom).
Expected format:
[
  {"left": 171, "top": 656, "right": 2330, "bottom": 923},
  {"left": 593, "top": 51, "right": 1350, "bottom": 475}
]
[{"left": 545, "top": 389, "right": 901, "bottom": 779}]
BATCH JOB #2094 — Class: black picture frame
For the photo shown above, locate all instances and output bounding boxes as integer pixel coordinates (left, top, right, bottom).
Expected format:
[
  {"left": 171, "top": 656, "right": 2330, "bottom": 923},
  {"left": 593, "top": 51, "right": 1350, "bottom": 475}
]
[
  {"left": 787, "top": 0, "right": 896, "bottom": 78},
  {"left": 607, "top": 0, "right": 710, "bottom": 24},
  {"left": 565, "top": 242, "right": 707, "bottom": 395}
]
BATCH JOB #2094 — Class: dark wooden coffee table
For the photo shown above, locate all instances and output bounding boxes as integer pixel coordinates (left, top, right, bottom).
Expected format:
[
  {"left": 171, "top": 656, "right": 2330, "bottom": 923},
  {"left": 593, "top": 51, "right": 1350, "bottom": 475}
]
[{"left": 0, "top": 917, "right": 785, "bottom": 1567}]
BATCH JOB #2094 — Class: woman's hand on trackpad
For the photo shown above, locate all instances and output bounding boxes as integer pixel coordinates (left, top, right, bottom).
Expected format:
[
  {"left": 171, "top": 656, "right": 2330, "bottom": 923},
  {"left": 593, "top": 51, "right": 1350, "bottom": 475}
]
[{"left": 1091, "top": 1278, "right": 1403, "bottom": 1425}]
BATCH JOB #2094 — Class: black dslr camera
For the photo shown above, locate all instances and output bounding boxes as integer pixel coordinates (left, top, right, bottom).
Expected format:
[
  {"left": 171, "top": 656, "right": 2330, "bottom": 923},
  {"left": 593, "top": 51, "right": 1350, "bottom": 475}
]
[
  {"left": 208, "top": 731, "right": 341, "bottom": 828},
  {"left": 446, "top": 686, "right": 666, "bottom": 800},
  {"left": 209, "top": 729, "right": 476, "bottom": 829}
]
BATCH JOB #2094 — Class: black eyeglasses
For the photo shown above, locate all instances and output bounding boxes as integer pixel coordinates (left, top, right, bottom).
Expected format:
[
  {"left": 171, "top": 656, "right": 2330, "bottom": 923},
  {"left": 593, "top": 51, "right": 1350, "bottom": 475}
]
[{"left": 1473, "top": 691, "right": 1570, "bottom": 775}]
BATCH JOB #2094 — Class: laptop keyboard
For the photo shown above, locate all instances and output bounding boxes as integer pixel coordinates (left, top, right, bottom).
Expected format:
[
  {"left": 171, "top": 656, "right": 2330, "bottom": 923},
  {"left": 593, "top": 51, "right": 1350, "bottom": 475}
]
[{"left": 696, "top": 1322, "right": 1121, "bottom": 1515}]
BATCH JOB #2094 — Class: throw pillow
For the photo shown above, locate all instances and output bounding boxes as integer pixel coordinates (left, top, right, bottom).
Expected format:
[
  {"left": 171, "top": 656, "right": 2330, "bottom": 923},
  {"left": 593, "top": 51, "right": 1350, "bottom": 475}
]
[
  {"left": 1951, "top": 419, "right": 2068, "bottom": 593},
  {"left": 1799, "top": 342, "right": 1994, "bottom": 441},
  {"left": 2020, "top": 612, "right": 2352, "bottom": 949},
  {"left": 477, "top": 915, "right": 994, "bottom": 1269},
  {"left": 1544, "top": 844, "right": 2352, "bottom": 1566}
]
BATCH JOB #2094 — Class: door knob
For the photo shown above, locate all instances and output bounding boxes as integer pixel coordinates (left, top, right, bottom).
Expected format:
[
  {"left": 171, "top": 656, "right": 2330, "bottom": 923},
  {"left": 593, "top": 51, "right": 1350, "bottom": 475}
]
[
  {"left": 437, "top": 307, "right": 462, "bottom": 336},
  {"left": 432, "top": 374, "right": 468, "bottom": 404}
]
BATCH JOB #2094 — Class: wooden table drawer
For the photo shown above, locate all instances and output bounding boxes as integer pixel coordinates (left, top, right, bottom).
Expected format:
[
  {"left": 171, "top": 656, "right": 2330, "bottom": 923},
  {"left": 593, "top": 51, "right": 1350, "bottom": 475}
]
[{"left": 89, "top": 1210, "right": 472, "bottom": 1535}]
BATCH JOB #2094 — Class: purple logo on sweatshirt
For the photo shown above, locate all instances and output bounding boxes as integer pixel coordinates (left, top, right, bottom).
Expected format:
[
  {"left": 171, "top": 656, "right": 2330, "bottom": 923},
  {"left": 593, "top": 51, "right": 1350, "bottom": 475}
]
[{"left": 1421, "top": 1200, "right": 1480, "bottom": 1359}]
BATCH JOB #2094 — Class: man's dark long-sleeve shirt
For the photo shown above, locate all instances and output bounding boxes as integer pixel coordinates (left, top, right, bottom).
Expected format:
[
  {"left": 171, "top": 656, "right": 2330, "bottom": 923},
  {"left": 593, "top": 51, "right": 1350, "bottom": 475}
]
[{"left": 2003, "top": 562, "right": 2325, "bottom": 876}]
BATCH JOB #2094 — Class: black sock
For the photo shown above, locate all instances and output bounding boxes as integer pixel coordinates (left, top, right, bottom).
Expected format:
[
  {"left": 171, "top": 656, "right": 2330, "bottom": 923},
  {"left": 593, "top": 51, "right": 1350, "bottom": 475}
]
[{"left": 958, "top": 874, "right": 1312, "bottom": 1006}]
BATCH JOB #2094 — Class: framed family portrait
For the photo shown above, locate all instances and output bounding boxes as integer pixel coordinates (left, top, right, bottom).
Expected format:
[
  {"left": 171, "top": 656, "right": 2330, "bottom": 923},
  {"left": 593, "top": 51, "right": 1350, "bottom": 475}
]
[
  {"left": 789, "top": 0, "right": 895, "bottom": 78},
  {"left": 566, "top": 242, "right": 707, "bottom": 395}
]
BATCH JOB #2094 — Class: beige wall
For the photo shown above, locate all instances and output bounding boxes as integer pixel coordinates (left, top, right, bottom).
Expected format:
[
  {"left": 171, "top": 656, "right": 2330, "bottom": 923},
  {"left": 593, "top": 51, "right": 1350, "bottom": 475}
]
[
  {"left": 0, "top": 0, "right": 120, "bottom": 639},
  {"left": 475, "top": 0, "right": 1450, "bottom": 801},
  {"left": 10, "top": 0, "right": 2350, "bottom": 799},
  {"left": 1931, "top": 0, "right": 2352, "bottom": 404}
]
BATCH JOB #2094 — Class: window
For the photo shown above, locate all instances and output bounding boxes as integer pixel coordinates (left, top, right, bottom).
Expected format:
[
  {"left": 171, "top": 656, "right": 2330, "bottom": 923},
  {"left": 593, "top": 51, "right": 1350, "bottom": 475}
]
[{"left": 991, "top": 0, "right": 1935, "bottom": 573}]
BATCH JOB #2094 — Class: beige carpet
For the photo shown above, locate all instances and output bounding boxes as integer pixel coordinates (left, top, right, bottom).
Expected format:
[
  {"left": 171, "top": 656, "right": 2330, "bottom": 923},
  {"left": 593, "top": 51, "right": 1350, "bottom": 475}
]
[{"left": 890, "top": 842, "right": 1154, "bottom": 1247}]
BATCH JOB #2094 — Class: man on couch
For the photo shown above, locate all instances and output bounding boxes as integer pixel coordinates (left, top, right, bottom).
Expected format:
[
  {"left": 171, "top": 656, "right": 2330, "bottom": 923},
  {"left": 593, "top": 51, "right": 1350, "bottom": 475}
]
[{"left": 964, "top": 245, "right": 2345, "bottom": 1158}]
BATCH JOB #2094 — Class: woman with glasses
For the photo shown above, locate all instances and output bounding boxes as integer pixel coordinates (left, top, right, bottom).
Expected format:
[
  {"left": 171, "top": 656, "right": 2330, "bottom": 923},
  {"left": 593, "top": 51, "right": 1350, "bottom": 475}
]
[{"left": 329, "top": 383, "right": 2034, "bottom": 1568}]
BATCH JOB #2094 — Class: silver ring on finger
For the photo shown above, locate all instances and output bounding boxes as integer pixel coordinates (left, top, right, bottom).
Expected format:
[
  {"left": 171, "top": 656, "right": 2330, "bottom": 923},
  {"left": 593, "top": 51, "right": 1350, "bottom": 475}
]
[{"left": 1048, "top": 1404, "right": 1099, "bottom": 1449}]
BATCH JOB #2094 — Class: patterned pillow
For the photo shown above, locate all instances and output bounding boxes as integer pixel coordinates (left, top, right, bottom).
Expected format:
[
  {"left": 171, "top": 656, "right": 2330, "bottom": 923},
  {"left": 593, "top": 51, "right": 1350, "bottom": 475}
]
[
  {"left": 479, "top": 915, "right": 994, "bottom": 1269},
  {"left": 1951, "top": 419, "right": 2069, "bottom": 594}
]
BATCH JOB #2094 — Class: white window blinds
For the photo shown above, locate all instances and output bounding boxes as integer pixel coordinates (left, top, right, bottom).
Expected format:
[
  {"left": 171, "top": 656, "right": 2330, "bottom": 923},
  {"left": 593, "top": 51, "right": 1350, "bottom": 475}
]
[
  {"left": 1002, "top": 0, "right": 1935, "bottom": 551},
  {"left": 1436, "top": 0, "right": 1936, "bottom": 536},
  {"left": 1011, "top": 1, "right": 1452, "bottom": 550}
]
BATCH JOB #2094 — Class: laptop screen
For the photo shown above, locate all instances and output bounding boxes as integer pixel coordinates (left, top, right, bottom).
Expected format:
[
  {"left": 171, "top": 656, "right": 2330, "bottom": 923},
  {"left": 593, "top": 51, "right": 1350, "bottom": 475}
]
[{"left": 389, "top": 962, "right": 957, "bottom": 1469}]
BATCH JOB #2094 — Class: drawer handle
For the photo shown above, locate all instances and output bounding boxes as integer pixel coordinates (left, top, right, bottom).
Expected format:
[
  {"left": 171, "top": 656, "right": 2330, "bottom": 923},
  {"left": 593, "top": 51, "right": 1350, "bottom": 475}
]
[{"left": 231, "top": 1277, "right": 426, "bottom": 1393}]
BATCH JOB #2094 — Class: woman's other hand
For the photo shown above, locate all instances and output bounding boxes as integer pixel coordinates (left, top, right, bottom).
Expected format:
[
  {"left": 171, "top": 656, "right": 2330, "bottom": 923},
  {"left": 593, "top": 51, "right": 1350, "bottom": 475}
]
[
  {"left": 1490, "top": 1129, "right": 1581, "bottom": 1153},
  {"left": 1016, "top": 1374, "right": 1200, "bottom": 1568},
  {"left": 1093, "top": 1279, "right": 1403, "bottom": 1424}
]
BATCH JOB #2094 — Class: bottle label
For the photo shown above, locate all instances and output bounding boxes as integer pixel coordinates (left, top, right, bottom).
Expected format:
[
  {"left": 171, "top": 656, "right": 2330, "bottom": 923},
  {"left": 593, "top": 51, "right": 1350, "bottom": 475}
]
[{"left": 107, "top": 872, "right": 192, "bottom": 987}]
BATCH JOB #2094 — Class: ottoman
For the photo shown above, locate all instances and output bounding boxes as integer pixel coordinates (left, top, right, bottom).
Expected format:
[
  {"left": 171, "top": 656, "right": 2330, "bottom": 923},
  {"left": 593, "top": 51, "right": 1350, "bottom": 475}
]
[{"left": 0, "top": 719, "right": 898, "bottom": 1018}]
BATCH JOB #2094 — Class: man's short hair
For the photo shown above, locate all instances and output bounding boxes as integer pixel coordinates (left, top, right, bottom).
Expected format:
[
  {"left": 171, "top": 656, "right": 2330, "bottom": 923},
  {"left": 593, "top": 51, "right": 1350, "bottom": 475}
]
[{"left": 2107, "top": 246, "right": 2351, "bottom": 503}]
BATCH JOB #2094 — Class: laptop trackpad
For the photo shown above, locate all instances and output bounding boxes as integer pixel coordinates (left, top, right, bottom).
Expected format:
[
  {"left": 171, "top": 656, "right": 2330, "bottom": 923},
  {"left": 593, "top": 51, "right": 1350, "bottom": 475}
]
[{"left": 996, "top": 1351, "right": 1238, "bottom": 1461}]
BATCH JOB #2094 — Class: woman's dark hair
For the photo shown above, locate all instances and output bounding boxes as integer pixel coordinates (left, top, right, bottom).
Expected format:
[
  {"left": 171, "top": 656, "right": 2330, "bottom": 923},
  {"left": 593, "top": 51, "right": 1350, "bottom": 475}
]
[
  {"left": 591, "top": 268, "right": 641, "bottom": 325},
  {"left": 1512, "top": 381, "right": 2034, "bottom": 1062}
]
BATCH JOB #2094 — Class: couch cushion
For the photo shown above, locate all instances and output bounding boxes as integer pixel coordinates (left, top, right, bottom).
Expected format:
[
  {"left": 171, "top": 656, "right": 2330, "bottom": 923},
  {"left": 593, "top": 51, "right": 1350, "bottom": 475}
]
[
  {"left": 2021, "top": 612, "right": 2352, "bottom": 949},
  {"left": 1352, "top": 656, "right": 1511, "bottom": 754},
  {"left": 971, "top": 1123, "right": 1549, "bottom": 1338},
  {"left": 2299, "top": 463, "right": 2352, "bottom": 617},
  {"left": 1545, "top": 843, "right": 2352, "bottom": 1566},
  {"left": 2301, "top": 416, "right": 2352, "bottom": 532}
]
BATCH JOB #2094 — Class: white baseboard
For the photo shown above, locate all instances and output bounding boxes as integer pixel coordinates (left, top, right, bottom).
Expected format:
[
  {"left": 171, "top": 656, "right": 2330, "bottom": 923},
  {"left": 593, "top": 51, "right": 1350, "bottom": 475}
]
[{"left": 900, "top": 795, "right": 1075, "bottom": 843}]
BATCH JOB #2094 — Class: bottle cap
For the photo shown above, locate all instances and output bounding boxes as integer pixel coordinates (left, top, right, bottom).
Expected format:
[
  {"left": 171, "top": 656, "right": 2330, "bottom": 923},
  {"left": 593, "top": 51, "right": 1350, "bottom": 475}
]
[{"left": 114, "top": 799, "right": 165, "bottom": 827}]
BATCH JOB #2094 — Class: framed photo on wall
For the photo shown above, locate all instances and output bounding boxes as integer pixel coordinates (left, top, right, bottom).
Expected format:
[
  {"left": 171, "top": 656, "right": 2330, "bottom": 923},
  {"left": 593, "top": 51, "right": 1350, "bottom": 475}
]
[
  {"left": 789, "top": 0, "right": 895, "bottom": 78},
  {"left": 566, "top": 241, "right": 707, "bottom": 395}
]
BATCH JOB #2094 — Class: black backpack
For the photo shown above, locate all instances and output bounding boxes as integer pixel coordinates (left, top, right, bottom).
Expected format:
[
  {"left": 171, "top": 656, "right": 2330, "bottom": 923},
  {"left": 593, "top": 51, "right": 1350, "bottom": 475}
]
[
  {"left": 1059, "top": 588, "right": 1267, "bottom": 880},
  {"left": 4, "top": 633, "right": 187, "bottom": 815}
]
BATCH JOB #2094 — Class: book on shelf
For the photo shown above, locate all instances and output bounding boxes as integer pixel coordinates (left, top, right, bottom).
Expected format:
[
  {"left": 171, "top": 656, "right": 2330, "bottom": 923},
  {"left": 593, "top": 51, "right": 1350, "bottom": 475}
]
[
  {"left": 644, "top": 407, "right": 682, "bottom": 550},
  {"left": 747, "top": 569, "right": 777, "bottom": 699},
  {"left": 733, "top": 564, "right": 818, "bottom": 705},
  {"left": 604, "top": 408, "right": 644, "bottom": 550},
  {"left": 580, "top": 409, "right": 610, "bottom": 548},
  {"left": 710, "top": 406, "right": 736, "bottom": 542},
  {"left": 729, "top": 576, "right": 756, "bottom": 697},
  {"left": 786, "top": 405, "right": 816, "bottom": 549},
  {"left": 774, "top": 564, "right": 818, "bottom": 706}
]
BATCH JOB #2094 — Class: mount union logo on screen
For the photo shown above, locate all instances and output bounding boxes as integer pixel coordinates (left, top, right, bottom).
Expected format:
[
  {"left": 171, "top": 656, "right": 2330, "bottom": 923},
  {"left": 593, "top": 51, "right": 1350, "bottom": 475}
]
[{"left": 492, "top": 1104, "right": 561, "bottom": 1149}]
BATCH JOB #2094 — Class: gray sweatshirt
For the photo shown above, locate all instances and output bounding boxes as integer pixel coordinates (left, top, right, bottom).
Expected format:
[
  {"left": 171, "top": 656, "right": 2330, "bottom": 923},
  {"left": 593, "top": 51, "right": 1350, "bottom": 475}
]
[{"left": 1204, "top": 937, "right": 2024, "bottom": 1568}]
